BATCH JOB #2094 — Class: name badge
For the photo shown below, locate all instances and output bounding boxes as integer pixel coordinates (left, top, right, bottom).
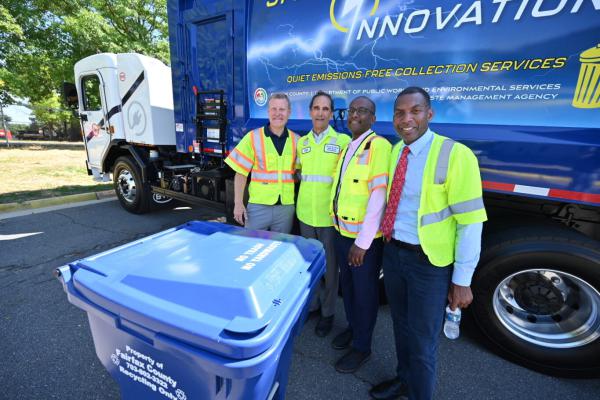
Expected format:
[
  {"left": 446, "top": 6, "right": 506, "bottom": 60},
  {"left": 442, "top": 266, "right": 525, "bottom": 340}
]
[
  {"left": 302, "top": 147, "right": 311, "bottom": 154},
  {"left": 324, "top": 144, "right": 341, "bottom": 154}
]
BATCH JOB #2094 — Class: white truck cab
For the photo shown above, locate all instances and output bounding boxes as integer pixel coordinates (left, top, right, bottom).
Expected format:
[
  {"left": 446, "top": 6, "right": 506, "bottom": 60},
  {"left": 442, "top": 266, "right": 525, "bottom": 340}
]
[{"left": 74, "top": 53, "right": 175, "bottom": 180}]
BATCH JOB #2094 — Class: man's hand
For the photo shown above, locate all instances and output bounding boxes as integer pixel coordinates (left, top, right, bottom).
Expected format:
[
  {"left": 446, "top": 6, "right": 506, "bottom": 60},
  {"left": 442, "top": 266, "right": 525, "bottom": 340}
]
[
  {"left": 233, "top": 203, "right": 247, "bottom": 226},
  {"left": 348, "top": 243, "right": 366, "bottom": 267},
  {"left": 447, "top": 283, "right": 473, "bottom": 310}
]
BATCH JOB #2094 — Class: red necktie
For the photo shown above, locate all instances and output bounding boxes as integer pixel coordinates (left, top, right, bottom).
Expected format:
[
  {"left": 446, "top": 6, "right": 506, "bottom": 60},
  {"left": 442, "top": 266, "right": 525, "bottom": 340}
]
[{"left": 381, "top": 146, "right": 410, "bottom": 241}]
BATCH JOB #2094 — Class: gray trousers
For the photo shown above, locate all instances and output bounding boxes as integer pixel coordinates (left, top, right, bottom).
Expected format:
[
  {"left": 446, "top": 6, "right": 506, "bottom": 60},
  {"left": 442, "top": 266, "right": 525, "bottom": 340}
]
[
  {"left": 246, "top": 203, "right": 295, "bottom": 233},
  {"left": 300, "top": 221, "right": 338, "bottom": 318}
]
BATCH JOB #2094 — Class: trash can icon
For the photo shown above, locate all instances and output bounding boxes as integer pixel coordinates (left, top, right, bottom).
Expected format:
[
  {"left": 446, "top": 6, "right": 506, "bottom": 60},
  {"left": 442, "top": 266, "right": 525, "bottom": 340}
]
[
  {"left": 56, "top": 221, "right": 325, "bottom": 400},
  {"left": 572, "top": 44, "right": 600, "bottom": 109}
]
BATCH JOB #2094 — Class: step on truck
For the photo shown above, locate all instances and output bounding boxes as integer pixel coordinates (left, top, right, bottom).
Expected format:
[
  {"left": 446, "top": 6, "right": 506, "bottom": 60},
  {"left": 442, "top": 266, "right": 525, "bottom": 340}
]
[{"left": 63, "top": 0, "right": 600, "bottom": 377}]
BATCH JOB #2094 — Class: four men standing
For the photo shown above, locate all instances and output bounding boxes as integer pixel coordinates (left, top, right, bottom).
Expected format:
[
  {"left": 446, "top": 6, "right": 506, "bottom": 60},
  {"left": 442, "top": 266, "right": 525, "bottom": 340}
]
[{"left": 227, "top": 87, "right": 486, "bottom": 400}]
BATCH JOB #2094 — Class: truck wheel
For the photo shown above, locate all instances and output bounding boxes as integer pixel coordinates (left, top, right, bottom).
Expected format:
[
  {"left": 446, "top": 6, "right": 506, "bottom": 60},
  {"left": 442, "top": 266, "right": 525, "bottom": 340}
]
[
  {"left": 113, "top": 156, "right": 151, "bottom": 214},
  {"left": 472, "top": 226, "right": 600, "bottom": 377}
]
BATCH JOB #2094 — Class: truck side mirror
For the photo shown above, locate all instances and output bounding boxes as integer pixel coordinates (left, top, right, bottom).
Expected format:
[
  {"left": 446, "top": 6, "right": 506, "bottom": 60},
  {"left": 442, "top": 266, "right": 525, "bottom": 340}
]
[{"left": 62, "top": 82, "right": 79, "bottom": 111}]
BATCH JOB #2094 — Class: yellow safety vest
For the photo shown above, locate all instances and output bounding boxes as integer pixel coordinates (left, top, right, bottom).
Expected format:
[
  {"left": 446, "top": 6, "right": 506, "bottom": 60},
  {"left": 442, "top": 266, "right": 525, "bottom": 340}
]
[
  {"left": 330, "top": 132, "right": 391, "bottom": 238},
  {"left": 225, "top": 126, "right": 300, "bottom": 205},
  {"left": 388, "top": 133, "right": 488, "bottom": 266},
  {"left": 297, "top": 126, "right": 351, "bottom": 227}
]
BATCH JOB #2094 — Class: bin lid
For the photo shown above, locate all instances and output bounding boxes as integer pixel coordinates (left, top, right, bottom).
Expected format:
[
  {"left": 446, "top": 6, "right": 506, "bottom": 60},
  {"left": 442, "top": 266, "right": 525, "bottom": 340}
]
[{"left": 69, "top": 221, "right": 324, "bottom": 359}]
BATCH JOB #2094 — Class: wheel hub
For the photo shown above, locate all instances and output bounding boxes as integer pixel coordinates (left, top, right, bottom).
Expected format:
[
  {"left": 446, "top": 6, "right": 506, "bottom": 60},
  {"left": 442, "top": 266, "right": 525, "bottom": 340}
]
[
  {"left": 493, "top": 269, "right": 600, "bottom": 349},
  {"left": 117, "top": 169, "right": 136, "bottom": 203},
  {"left": 512, "top": 273, "right": 564, "bottom": 315}
]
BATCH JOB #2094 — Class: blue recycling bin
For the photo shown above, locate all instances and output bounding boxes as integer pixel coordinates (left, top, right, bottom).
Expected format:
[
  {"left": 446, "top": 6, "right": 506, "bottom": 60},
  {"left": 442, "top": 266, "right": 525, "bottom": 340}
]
[{"left": 56, "top": 221, "right": 325, "bottom": 400}]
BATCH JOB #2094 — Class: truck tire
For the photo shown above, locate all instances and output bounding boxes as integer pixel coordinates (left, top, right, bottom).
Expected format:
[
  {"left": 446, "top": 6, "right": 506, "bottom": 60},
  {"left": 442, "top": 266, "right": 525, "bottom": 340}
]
[
  {"left": 472, "top": 226, "right": 600, "bottom": 377},
  {"left": 113, "top": 156, "right": 151, "bottom": 214}
]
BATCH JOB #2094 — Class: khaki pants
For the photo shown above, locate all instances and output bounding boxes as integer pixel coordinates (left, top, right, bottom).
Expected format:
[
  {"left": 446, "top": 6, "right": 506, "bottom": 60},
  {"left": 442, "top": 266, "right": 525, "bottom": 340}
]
[{"left": 245, "top": 203, "right": 295, "bottom": 233}]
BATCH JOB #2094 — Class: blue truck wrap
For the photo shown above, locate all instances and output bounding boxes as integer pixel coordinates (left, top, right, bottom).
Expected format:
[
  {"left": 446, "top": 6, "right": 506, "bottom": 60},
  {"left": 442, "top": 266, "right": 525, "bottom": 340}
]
[{"left": 168, "top": 0, "right": 600, "bottom": 207}]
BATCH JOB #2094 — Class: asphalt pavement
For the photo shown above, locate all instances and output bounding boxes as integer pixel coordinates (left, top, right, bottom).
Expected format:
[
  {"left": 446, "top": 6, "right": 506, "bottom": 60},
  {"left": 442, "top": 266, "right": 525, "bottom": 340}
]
[{"left": 1, "top": 199, "right": 598, "bottom": 399}]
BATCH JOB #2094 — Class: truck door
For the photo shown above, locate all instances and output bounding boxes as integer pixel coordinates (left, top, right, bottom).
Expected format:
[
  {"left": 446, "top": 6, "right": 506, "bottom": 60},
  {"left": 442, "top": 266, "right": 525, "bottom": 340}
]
[
  {"left": 181, "top": 12, "right": 234, "bottom": 152},
  {"left": 191, "top": 14, "right": 231, "bottom": 94},
  {"left": 79, "top": 72, "right": 111, "bottom": 171}
]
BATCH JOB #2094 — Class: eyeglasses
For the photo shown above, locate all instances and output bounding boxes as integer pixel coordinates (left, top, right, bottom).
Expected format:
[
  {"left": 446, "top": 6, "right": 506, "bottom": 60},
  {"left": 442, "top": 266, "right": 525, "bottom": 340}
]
[{"left": 347, "top": 107, "right": 373, "bottom": 116}]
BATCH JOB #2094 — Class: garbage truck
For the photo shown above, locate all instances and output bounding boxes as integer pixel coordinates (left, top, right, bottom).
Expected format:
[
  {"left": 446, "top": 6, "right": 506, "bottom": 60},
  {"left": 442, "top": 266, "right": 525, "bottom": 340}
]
[{"left": 63, "top": 0, "right": 600, "bottom": 377}]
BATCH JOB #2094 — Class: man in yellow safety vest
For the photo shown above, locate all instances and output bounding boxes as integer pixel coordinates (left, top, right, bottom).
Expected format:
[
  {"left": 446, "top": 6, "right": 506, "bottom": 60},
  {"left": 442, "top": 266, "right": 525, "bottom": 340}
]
[
  {"left": 370, "top": 87, "right": 487, "bottom": 400},
  {"left": 329, "top": 96, "right": 391, "bottom": 374},
  {"left": 297, "top": 91, "right": 351, "bottom": 337},
  {"left": 225, "top": 93, "right": 300, "bottom": 233}
]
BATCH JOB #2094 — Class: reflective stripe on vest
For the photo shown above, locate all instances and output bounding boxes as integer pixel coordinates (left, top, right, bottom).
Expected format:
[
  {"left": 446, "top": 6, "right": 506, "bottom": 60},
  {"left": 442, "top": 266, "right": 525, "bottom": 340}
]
[
  {"left": 434, "top": 139, "right": 455, "bottom": 184},
  {"left": 368, "top": 173, "right": 388, "bottom": 192},
  {"left": 331, "top": 217, "right": 362, "bottom": 235},
  {"left": 228, "top": 148, "right": 254, "bottom": 172},
  {"left": 250, "top": 127, "right": 297, "bottom": 182},
  {"left": 301, "top": 174, "right": 333, "bottom": 183},
  {"left": 356, "top": 134, "right": 380, "bottom": 165},
  {"left": 421, "top": 196, "right": 485, "bottom": 227},
  {"left": 253, "top": 171, "right": 295, "bottom": 182},
  {"left": 357, "top": 148, "right": 370, "bottom": 165},
  {"left": 419, "top": 138, "right": 484, "bottom": 226},
  {"left": 291, "top": 132, "right": 299, "bottom": 168},
  {"left": 251, "top": 128, "right": 267, "bottom": 171}
]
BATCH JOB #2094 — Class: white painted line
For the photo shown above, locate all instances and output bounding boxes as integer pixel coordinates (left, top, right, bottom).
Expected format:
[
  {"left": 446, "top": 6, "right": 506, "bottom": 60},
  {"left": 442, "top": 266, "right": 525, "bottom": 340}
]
[
  {"left": 0, "top": 197, "right": 117, "bottom": 220},
  {"left": 514, "top": 185, "right": 550, "bottom": 196},
  {"left": 0, "top": 232, "right": 44, "bottom": 241}
]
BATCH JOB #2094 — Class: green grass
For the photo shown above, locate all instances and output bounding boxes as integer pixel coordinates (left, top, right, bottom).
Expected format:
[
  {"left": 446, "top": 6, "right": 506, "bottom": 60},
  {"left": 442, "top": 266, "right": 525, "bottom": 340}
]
[{"left": 0, "top": 145, "right": 112, "bottom": 204}]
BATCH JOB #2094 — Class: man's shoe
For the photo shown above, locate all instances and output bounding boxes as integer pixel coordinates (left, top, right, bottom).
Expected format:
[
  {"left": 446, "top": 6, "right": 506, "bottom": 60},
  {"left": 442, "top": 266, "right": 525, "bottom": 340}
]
[
  {"left": 331, "top": 328, "right": 353, "bottom": 350},
  {"left": 315, "top": 315, "right": 334, "bottom": 337},
  {"left": 369, "top": 377, "right": 408, "bottom": 400},
  {"left": 334, "top": 349, "right": 371, "bottom": 373}
]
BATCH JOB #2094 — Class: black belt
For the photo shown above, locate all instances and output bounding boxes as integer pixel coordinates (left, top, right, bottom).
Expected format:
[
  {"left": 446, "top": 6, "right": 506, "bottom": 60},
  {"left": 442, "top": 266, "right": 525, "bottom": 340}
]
[{"left": 390, "top": 238, "right": 424, "bottom": 255}]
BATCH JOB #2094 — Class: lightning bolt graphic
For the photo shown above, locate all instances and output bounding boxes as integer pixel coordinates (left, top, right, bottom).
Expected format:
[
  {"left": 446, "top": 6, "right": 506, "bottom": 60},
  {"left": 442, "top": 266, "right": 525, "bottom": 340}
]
[
  {"left": 342, "top": 0, "right": 365, "bottom": 56},
  {"left": 342, "top": 0, "right": 363, "bottom": 17},
  {"left": 247, "top": 2, "right": 408, "bottom": 119},
  {"left": 133, "top": 111, "right": 141, "bottom": 127}
]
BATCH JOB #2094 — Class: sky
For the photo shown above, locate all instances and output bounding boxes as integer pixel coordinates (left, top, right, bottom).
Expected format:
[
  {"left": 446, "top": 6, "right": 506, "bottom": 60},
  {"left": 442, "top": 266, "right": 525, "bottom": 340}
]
[{"left": 4, "top": 104, "right": 33, "bottom": 125}]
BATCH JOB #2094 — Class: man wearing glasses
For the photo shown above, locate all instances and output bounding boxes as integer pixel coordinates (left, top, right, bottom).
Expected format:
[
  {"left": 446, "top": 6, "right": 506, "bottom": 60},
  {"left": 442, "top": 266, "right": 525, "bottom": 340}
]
[{"left": 329, "top": 96, "right": 391, "bottom": 373}]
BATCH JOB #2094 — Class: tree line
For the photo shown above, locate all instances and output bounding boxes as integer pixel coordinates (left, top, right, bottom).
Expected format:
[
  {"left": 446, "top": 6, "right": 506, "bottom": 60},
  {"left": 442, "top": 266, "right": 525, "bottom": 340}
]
[{"left": 0, "top": 0, "right": 169, "bottom": 139}]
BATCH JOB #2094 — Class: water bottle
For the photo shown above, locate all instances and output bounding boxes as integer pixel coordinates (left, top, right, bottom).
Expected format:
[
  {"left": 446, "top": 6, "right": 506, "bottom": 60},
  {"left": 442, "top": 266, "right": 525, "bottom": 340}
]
[{"left": 443, "top": 305, "right": 461, "bottom": 340}]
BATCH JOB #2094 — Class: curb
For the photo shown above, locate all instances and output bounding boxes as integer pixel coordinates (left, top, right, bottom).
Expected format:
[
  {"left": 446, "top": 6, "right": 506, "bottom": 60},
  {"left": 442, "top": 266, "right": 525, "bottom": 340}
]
[
  {"left": 0, "top": 190, "right": 116, "bottom": 214},
  {"left": 2, "top": 140, "right": 85, "bottom": 150}
]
